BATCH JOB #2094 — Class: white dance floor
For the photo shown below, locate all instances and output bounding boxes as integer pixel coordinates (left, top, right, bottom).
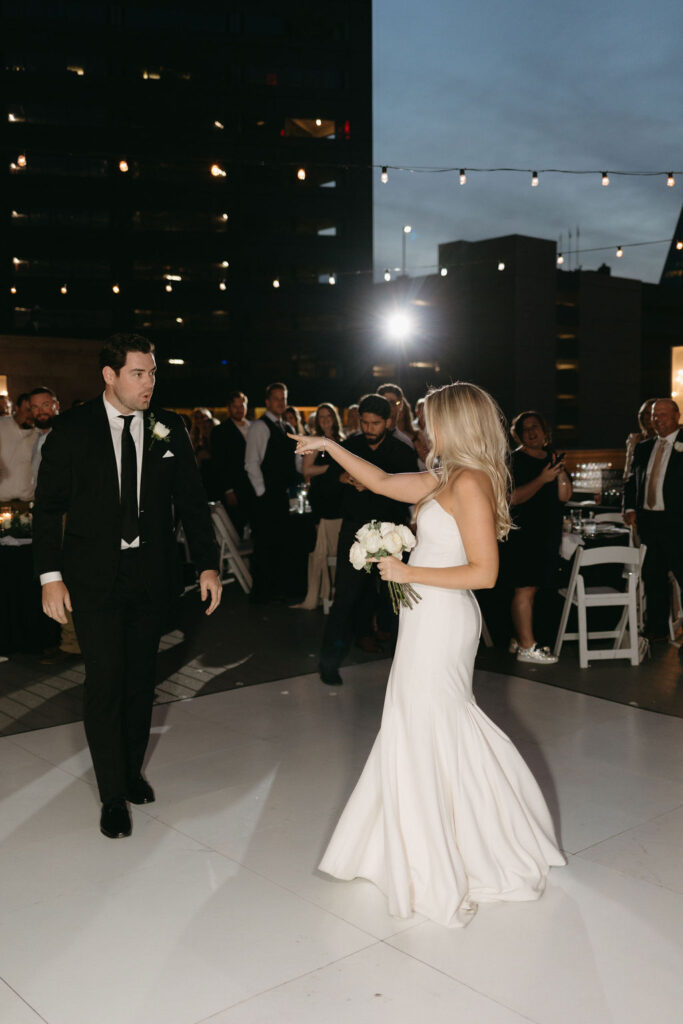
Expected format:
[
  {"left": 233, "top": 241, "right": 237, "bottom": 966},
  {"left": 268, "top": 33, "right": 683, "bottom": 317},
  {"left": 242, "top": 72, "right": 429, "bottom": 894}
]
[{"left": 1, "top": 662, "right": 682, "bottom": 1024}]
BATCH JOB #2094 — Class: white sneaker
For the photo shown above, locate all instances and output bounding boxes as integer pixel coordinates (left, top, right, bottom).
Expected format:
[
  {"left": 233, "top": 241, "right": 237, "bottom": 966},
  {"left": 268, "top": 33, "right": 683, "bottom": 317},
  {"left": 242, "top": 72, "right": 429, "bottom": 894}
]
[{"left": 516, "top": 644, "right": 558, "bottom": 665}]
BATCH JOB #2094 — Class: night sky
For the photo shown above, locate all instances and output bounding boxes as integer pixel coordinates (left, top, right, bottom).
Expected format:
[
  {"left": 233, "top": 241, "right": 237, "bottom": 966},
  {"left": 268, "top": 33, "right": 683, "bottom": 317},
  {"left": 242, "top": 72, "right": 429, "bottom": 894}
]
[{"left": 373, "top": 0, "right": 683, "bottom": 283}]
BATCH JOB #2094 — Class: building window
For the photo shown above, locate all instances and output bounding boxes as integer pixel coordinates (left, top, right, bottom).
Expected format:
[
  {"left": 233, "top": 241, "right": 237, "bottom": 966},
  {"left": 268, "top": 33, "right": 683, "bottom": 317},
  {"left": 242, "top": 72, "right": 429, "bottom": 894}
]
[
  {"left": 672, "top": 346, "right": 683, "bottom": 402},
  {"left": 283, "top": 117, "right": 336, "bottom": 139}
]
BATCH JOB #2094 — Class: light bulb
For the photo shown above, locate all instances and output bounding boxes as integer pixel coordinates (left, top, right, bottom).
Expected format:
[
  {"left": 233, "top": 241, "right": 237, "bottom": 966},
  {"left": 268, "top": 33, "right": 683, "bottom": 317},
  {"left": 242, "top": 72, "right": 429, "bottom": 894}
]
[
  {"left": 384, "top": 269, "right": 391, "bottom": 282},
  {"left": 221, "top": 260, "right": 229, "bottom": 268},
  {"left": 219, "top": 282, "right": 227, "bottom": 290},
  {"left": 175, "top": 317, "right": 183, "bottom": 324},
  {"left": 676, "top": 241, "right": 683, "bottom": 251},
  {"left": 497, "top": 261, "right": 505, "bottom": 272},
  {"left": 272, "top": 278, "right": 280, "bottom": 288},
  {"left": 616, "top": 246, "right": 623, "bottom": 258},
  {"left": 440, "top": 267, "right": 448, "bottom": 277},
  {"left": 667, "top": 173, "right": 675, "bottom": 188},
  {"left": 214, "top": 120, "right": 224, "bottom": 129},
  {"left": 10, "top": 286, "right": 16, "bottom": 294},
  {"left": 315, "top": 118, "right": 322, "bottom": 126},
  {"left": 602, "top": 172, "right": 610, "bottom": 186},
  {"left": 403, "top": 224, "right": 412, "bottom": 234},
  {"left": 557, "top": 253, "right": 564, "bottom": 265},
  {"left": 112, "top": 284, "right": 120, "bottom": 293},
  {"left": 17, "top": 154, "right": 26, "bottom": 167},
  {"left": 328, "top": 274, "right": 336, "bottom": 285},
  {"left": 531, "top": 171, "right": 539, "bottom": 187},
  {"left": 221, "top": 212, "right": 229, "bottom": 221},
  {"left": 210, "top": 164, "right": 226, "bottom": 177},
  {"left": 380, "top": 166, "right": 388, "bottom": 184},
  {"left": 297, "top": 167, "right": 306, "bottom": 181},
  {"left": 165, "top": 283, "right": 173, "bottom": 292},
  {"left": 459, "top": 169, "right": 466, "bottom": 185},
  {"left": 60, "top": 284, "right": 68, "bottom": 294},
  {"left": 119, "top": 160, "right": 129, "bottom": 173}
]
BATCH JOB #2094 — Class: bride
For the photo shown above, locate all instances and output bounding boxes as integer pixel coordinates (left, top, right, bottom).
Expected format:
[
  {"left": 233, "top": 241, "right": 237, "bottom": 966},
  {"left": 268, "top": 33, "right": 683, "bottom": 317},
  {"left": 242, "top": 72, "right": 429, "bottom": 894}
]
[{"left": 292, "top": 382, "right": 565, "bottom": 928}]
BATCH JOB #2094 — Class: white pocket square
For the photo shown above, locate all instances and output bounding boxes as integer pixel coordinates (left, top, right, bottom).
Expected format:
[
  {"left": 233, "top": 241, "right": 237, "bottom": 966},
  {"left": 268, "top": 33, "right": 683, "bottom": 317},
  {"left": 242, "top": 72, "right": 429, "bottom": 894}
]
[{"left": 162, "top": 449, "right": 175, "bottom": 459}]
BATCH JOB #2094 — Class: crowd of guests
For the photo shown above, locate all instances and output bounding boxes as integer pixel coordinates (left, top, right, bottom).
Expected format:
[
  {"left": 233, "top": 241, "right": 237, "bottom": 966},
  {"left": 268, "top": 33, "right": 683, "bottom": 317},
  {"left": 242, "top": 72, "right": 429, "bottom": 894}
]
[{"left": 1, "top": 377, "right": 681, "bottom": 677}]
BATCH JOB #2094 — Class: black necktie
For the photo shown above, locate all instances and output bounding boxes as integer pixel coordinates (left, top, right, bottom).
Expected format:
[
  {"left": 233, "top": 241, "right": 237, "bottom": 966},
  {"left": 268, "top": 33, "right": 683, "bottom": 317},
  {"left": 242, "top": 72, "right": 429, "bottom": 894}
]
[{"left": 119, "top": 415, "right": 139, "bottom": 542}]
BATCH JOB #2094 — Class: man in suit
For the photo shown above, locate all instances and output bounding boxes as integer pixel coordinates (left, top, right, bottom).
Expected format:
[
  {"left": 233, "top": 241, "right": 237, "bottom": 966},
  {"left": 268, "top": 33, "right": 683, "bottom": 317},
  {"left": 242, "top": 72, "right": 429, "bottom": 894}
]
[
  {"left": 244, "top": 381, "right": 298, "bottom": 602},
  {"left": 624, "top": 398, "right": 683, "bottom": 639},
  {"left": 33, "top": 334, "right": 221, "bottom": 839},
  {"left": 210, "top": 389, "right": 253, "bottom": 536},
  {"left": 318, "top": 393, "right": 418, "bottom": 685}
]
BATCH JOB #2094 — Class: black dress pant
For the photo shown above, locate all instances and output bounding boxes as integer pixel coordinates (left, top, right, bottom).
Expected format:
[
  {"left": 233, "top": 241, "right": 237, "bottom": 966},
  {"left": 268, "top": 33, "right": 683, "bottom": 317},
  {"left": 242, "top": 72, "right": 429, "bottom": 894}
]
[
  {"left": 320, "top": 523, "right": 382, "bottom": 670},
  {"left": 72, "top": 549, "right": 165, "bottom": 804},
  {"left": 638, "top": 510, "right": 683, "bottom": 635},
  {"left": 250, "top": 491, "right": 291, "bottom": 600}
]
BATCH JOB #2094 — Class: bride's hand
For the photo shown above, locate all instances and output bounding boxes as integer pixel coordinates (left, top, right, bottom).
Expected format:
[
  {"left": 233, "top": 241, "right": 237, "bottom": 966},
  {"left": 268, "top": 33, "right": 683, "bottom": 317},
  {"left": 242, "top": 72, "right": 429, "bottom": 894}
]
[
  {"left": 291, "top": 433, "right": 327, "bottom": 454},
  {"left": 375, "top": 555, "right": 411, "bottom": 583}
]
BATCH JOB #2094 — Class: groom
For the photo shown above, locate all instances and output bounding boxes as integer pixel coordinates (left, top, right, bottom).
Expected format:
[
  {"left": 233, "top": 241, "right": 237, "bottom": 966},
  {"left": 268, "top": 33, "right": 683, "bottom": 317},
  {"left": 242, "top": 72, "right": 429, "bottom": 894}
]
[{"left": 33, "top": 334, "right": 221, "bottom": 838}]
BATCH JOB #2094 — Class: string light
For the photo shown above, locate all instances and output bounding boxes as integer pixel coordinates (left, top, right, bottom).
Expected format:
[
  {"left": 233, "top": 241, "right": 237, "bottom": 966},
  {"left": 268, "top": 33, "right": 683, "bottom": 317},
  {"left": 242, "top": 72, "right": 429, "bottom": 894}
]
[
  {"left": 328, "top": 274, "right": 336, "bottom": 285},
  {"left": 616, "top": 245, "right": 623, "bottom": 258},
  {"left": 175, "top": 317, "right": 183, "bottom": 324},
  {"left": 214, "top": 120, "right": 224, "bottom": 129},
  {"left": 210, "top": 164, "right": 226, "bottom": 177},
  {"left": 440, "top": 267, "right": 448, "bottom": 277},
  {"left": 380, "top": 166, "right": 388, "bottom": 184},
  {"left": 165, "top": 283, "right": 173, "bottom": 292},
  {"left": 219, "top": 281, "right": 227, "bottom": 291},
  {"left": 297, "top": 167, "right": 306, "bottom": 181},
  {"left": 602, "top": 172, "right": 610, "bottom": 186},
  {"left": 557, "top": 253, "right": 564, "bottom": 265},
  {"left": 10, "top": 286, "right": 16, "bottom": 294},
  {"left": 221, "top": 213, "right": 229, "bottom": 221},
  {"left": 112, "top": 284, "right": 120, "bottom": 293},
  {"left": 272, "top": 278, "right": 280, "bottom": 288},
  {"left": 497, "top": 261, "right": 505, "bottom": 271},
  {"left": 531, "top": 171, "right": 539, "bottom": 187},
  {"left": 676, "top": 241, "right": 683, "bottom": 251},
  {"left": 17, "top": 154, "right": 26, "bottom": 167},
  {"left": 384, "top": 269, "right": 391, "bottom": 281},
  {"left": 221, "top": 260, "right": 229, "bottom": 268},
  {"left": 60, "top": 284, "right": 68, "bottom": 294},
  {"left": 119, "top": 160, "right": 129, "bottom": 173},
  {"left": 8, "top": 113, "right": 16, "bottom": 122},
  {"left": 459, "top": 169, "right": 466, "bottom": 185},
  {"left": 667, "top": 173, "right": 675, "bottom": 188}
]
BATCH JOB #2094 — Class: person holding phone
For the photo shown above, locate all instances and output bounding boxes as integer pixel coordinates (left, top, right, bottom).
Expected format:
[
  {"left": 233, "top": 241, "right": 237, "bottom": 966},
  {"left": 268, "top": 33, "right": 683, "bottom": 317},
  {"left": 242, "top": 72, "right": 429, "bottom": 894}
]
[{"left": 502, "top": 411, "right": 572, "bottom": 663}]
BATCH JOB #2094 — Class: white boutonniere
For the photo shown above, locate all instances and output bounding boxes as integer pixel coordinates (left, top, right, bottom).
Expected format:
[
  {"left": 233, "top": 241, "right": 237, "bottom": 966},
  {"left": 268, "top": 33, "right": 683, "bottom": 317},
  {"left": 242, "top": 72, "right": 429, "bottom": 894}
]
[
  {"left": 674, "top": 441, "right": 683, "bottom": 453},
  {"left": 148, "top": 413, "right": 171, "bottom": 450}
]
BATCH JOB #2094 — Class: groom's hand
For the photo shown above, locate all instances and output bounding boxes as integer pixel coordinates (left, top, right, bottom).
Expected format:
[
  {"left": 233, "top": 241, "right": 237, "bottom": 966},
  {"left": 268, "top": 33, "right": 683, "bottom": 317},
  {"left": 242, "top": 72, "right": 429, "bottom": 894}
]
[
  {"left": 199, "top": 570, "right": 222, "bottom": 615},
  {"left": 41, "top": 581, "right": 73, "bottom": 624}
]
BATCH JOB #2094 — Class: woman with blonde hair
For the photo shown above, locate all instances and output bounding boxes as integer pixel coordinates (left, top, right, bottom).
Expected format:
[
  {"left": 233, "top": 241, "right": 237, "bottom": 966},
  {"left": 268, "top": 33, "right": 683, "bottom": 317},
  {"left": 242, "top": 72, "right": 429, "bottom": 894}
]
[{"left": 292, "top": 382, "right": 564, "bottom": 928}]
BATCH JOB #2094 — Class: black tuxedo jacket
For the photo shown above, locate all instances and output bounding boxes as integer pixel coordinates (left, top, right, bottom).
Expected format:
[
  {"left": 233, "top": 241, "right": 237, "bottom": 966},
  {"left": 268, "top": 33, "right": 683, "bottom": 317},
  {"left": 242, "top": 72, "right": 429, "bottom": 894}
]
[
  {"left": 623, "top": 429, "right": 683, "bottom": 520},
  {"left": 33, "top": 397, "right": 217, "bottom": 609},
  {"left": 210, "top": 418, "right": 254, "bottom": 504}
]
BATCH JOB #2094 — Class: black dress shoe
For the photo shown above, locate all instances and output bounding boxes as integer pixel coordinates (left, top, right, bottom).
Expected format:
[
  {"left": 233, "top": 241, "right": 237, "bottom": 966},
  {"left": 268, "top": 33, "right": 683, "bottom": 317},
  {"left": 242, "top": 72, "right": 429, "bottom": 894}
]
[
  {"left": 319, "top": 665, "right": 343, "bottom": 686},
  {"left": 100, "top": 800, "right": 132, "bottom": 839},
  {"left": 127, "top": 776, "right": 155, "bottom": 804}
]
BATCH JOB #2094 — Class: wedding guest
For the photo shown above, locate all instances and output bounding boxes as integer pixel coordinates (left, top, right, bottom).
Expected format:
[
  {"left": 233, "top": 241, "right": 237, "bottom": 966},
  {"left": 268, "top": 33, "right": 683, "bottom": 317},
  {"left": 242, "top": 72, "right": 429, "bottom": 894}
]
[
  {"left": 624, "top": 398, "right": 683, "bottom": 640},
  {"left": 284, "top": 405, "right": 305, "bottom": 435},
  {"left": 0, "top": 395, "right": 11, "bottom": 416},
  {"left": 377, "top": 383, "right": 415, "bottom": 448},
  {"left": 293, "top": 403, "right": 346, "bottom": 610},
  {"left": 502, "top": 411, "right": 572, "bottom": 663},
  {"left": 245, "top": 382, "right": 298, "bottom": 602},
  {"left": 345, "top": 404, "right": 361, "bottom": 437},
  {"left": 34, "top": 333, "right": 220, "bottom": 839},
  {"left": 210, "top": 390, "right": 254, "bottom": 536},
  {"left": 29, "top": 388, "right": 80, "bottom": 665},
  {"left": 0, "top": 392, "right": 38, "bottom": 509},
  {"left": 624, "top": 398, "right": 657, "bottom": 480},
  {"left": 13, "top": 394, "right": 35, "bottom": 429},
  {"left": 413, "top": 396, "right": 431, "bottom": 468},
  {"left": 316, "top": 393, "right": 418, "bottom": 684},
  {"left": 189, "top": 407, "right": 217, "bottom": 496}
]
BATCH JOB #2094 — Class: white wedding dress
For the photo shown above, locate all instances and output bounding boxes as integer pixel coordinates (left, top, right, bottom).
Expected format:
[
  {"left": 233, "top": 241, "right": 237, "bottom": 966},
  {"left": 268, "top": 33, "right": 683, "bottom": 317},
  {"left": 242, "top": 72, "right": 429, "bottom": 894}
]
[{"left": 318, "top": 499, "right": 565, "bottom": 927}]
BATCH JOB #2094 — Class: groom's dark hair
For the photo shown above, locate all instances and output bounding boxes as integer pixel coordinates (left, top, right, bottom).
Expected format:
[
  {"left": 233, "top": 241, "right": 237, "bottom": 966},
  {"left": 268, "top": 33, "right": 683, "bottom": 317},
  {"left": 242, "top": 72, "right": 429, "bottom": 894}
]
[
  {"left": 359, "top": 394, "right": 391, "bottom": 420},
  {"left": 100, "top": 333, "right": 155, "bottom": 375}
]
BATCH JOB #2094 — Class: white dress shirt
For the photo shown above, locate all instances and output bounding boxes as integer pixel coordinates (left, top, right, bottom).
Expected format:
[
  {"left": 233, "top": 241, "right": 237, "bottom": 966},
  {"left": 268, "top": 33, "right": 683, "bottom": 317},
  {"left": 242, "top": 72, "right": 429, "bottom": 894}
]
[
  {"left": 0, "top": 416, "right": 38, "bottom": 502},
  {"left": 40, "top": 395, "right": 145, "bottom": 585},
  {"left": 643, "top": 430, "right": 679, "bottom": 511}
]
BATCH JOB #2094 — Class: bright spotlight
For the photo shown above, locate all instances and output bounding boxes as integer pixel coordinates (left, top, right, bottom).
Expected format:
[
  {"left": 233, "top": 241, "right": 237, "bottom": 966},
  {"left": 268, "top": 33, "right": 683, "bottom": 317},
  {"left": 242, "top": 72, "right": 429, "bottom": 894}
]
[{"left": 384, "top": 311, "right": 414, "bottom": 342}]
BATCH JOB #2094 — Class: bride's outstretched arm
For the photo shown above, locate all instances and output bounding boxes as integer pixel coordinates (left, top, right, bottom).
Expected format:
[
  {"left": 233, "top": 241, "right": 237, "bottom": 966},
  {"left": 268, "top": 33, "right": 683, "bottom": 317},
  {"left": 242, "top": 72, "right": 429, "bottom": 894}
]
[
  {"left": 292, "top": 434, "right": 434, "bottom": 505},
  {"left": 376, "top": 470, "right": 499, "bottom": 590}
]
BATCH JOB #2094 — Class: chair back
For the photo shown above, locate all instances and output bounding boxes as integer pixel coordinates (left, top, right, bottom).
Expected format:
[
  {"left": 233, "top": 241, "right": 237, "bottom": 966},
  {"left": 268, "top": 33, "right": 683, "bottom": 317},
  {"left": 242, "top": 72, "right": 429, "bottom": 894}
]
[
  {"left": 578, "top": 545, "right": 640, "bottom": 568},
  {"left": 594, "top": 512, "right": 626, "bottom": 524}
]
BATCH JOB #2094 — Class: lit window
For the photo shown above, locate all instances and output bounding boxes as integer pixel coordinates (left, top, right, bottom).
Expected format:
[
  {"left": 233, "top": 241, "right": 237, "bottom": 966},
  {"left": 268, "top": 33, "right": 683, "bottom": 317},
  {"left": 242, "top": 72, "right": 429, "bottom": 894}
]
[{"left": 283, "top": 117, "right": 335, "bottom": 139}]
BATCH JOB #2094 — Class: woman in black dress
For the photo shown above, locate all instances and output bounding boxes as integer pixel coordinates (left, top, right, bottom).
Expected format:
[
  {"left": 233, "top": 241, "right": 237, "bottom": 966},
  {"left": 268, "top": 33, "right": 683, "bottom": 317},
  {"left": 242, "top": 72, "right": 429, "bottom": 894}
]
[{"left": 505, "top": 411, "right": 572, "bottom": 663}]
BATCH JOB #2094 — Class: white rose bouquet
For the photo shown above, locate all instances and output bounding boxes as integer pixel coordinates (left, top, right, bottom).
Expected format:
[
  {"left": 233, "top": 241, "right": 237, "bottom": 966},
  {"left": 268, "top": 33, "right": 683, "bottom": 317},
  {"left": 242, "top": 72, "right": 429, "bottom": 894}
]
[{"left": 349, "top": 520, "right": 421, "bottom": 613}]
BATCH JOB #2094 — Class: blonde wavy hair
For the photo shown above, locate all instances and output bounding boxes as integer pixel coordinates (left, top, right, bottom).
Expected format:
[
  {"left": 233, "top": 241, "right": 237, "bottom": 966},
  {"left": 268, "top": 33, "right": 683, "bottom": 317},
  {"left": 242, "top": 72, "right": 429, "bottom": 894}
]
[{"left": 416, "top": 382, "right": 513, "bottom": 541}]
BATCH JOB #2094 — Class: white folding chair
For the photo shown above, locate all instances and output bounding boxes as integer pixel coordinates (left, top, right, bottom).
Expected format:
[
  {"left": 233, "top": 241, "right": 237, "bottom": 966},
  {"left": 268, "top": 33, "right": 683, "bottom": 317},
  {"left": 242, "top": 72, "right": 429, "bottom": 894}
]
[
  {"left": 594, "top": 512, "right": 628, "bottom": 525},
  {"left": 323, "top": 555, "right": 337, "bottom": 615},
  {"left": 175, "top": 522, "right": 200, "bottom": 593},
  {"left": 668, "top": 571, "right": 683, "bottom": 646},
  {"left": 209, "top": 505, "right": 253, "bottom": 593},
  {"left": 208, "top": 502, "right": 253, "bottom": 558},
  {"left": 553, "top": 544, "right": 646, "bottom": 667}
]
